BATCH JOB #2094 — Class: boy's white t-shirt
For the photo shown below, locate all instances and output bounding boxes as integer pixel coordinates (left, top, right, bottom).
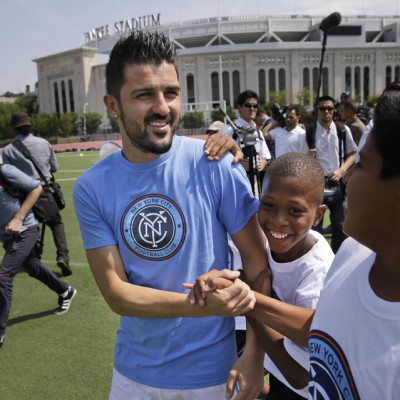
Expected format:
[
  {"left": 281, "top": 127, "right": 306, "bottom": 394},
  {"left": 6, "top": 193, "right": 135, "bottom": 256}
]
[
  {"left": 264, "top": 230, "right": 334, "bottom": 398},
  {"left": 309, "top": 237, "right": 400, "bottom": 399}
]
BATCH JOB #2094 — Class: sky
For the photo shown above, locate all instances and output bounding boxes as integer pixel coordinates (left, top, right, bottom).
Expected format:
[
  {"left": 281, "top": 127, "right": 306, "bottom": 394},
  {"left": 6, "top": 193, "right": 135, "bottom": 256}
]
[{"left": 1, "top": 0, "right": 399, "bottom": 95}]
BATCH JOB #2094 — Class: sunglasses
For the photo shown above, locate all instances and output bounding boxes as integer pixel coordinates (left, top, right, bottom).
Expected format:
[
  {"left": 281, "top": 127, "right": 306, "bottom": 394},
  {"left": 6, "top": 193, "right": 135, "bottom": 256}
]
[
  {"left": 243, "top": 103, "right": 259, "bottom": 109},
  {"left": 318, "top": 106, "right": 335, "bottom": 112}
]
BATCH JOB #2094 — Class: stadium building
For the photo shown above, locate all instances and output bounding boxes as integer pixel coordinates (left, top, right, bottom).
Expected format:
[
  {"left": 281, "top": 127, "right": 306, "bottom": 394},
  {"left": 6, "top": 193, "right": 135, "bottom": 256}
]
[{"left": 33, "top": 14, "right": 400, "bottom": 128}]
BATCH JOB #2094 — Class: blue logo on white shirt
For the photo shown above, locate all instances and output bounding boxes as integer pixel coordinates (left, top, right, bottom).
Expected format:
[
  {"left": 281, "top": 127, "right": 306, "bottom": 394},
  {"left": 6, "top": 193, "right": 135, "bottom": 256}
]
[
  {"left": 309, "top": 330, "right": 360, "bottom": 400},
  {"left": 121, "top": 194, "right": 186, "bottom": 260}
]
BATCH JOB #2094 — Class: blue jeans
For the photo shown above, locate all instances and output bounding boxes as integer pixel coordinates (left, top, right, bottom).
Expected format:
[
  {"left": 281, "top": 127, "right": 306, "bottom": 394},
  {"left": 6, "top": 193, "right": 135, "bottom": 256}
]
[{"left": 0, "top": 225, "right": 68, "bottom": 335}]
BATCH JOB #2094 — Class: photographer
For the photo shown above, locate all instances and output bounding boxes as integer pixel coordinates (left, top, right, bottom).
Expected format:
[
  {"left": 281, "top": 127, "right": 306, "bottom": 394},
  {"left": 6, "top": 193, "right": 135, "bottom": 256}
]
[
  {"left": 222, "top": 90, "right": 271, "bottom": 194},
  {"left": 262, "top": 105, "right": 308, "bottom": 158}
]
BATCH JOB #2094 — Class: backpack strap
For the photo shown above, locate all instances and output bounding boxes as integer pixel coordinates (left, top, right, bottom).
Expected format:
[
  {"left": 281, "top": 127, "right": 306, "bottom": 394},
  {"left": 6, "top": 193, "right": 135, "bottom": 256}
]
[
  {"left": 305, "top": 124, "right": 316, "bottom": 148},
  {"left": 12, "top": 140, "right": 50, "bottom": 185},
  {"left": 334, "top": 122, "right": 347, "bottom": 166}
]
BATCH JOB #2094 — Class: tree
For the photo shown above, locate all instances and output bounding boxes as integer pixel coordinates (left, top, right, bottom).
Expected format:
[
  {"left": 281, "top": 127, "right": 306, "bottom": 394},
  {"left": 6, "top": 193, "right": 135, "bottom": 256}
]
[
  {"left": 85, "top": 112, "right": 103, "bottom": 134},
  {"left": 210, "top": 105, "right": 236, "bottom": 122},
  {"left": 15, "top": 93, "right": 39, "bottom": 115},
  {"left": 181, "top": 110, "right": 204, "bottom": 131}
]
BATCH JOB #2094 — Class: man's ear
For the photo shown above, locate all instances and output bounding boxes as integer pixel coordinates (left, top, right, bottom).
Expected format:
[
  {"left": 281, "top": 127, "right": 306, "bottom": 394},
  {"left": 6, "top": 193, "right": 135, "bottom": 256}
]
[
  {"left": 104, "top": 94, "right": 120, "bottom": 119},
  {"left": 313, "top": 204, "right": 327, "bottom": 227}
]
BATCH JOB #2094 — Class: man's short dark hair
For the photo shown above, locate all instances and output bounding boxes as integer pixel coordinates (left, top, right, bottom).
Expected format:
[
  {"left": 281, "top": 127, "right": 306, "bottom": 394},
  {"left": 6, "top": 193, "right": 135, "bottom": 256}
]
[
  {"left": 237, "top": 90, "right": 259, "bottom": 106},
  {"left": 105, "top": 30, "right": 178, "bottom": 99},
  {"left": 286, "top": 105, "right": 300, "bottom": 116},
  {"left": 317, "top": 95, "right": 335, "bottom": 105}
]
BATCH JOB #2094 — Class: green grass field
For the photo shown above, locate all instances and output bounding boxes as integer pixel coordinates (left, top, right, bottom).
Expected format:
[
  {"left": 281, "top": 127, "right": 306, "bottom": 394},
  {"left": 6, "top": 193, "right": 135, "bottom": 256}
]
[
  {"left": 0, "top": 151, "right": 119, "bottom": 400},
  {"left": 0, "top": 151, "right": 332, "bottom": 399}
]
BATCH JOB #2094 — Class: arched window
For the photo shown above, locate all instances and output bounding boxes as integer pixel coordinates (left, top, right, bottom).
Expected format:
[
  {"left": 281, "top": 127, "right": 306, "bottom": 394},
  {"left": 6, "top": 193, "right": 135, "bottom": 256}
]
[
  {"left": 268, "top": 69, "right": 276, "bottom": 92},
  {"left": 232, "top": 71, "right": 240, "bottom": 106},
  {"left": 53, "top": 82, "right": 60, "bottom": 114},
  {"left": 278, "top": 68, "right": 286, "bottom": 93},
  {"left": 322, "top": 67, "right": 329, "bottom": 95},
  {"left": 395, "top": 66, "right": 400, "bottom": 82},
  {"left": 312, "top": 67, "right": 319, "bottom": 94},
  {"left": 186, "top": 74, "right": 195, "bottom": 103},
  {"left": 354, "top": 67, "right": 361, "bottom": 97},
  {"left": 363, "top": 67, "right": 370, "bottom": 99},
  {"left": 258, "top": 69, "right": 266, "bottom": 103},
  {"left": 345, "top": 67, "right": 352, "bottom": 93},
  {"left": 385, "top": 66, "right": 392, "bottom": 87},
  {"left": 68, "top": 79, "right": 75, "bottom": 112},
  {"left": 223, "top": 71, "right": 230, "bottom": 106},
  {"left": 61, "top": 81, "right": 67, "bottom": 113}
]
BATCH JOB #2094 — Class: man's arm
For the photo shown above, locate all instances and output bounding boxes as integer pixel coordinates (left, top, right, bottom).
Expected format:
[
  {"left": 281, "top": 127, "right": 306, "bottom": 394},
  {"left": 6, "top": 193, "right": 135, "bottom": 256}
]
[
  {"left": 261, "top": 120, "right": 279, "bottom": 141},
  {"left": 329, "top": 152, "right": 355, "bottom": 181},
  {"left": 85, "top": 245, "right": 255, "bottom": 318},
  {"left": 5, "top": 185, "right": 42, "bottom": 234}
]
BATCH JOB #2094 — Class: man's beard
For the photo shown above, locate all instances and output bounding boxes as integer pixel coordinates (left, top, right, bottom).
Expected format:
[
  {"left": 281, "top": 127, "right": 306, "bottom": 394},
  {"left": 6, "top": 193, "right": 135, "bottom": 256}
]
[{"left": 120, "top": 109, "right": 177, "bottom": 154}]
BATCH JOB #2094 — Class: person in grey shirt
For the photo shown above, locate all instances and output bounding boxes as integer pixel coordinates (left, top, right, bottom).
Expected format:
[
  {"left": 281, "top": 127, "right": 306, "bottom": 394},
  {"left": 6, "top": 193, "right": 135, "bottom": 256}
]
[
  {"left": 2, "top": 112, "right": 71, "bottom": 276},
  {"left": 0, "top": 163, "right": 76, "bottom": 348}
]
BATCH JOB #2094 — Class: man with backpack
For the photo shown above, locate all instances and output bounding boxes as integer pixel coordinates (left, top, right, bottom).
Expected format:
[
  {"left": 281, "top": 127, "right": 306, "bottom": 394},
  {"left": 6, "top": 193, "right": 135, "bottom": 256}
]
[
  {"left": 307, "top": 95, "right": 357, "bottom": 253},
  {"left": 0, "top": 163, "right": 76, "bottom": 348},
  {"left": 2, "top": 112, "right": 71, "bottom": 275}
]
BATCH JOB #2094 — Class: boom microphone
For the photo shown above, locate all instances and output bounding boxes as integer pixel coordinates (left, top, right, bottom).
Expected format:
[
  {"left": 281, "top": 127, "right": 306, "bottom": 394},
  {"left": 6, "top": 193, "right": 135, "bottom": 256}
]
[{"left": 319, "top": 12, "right": 342, "bottom": 32}]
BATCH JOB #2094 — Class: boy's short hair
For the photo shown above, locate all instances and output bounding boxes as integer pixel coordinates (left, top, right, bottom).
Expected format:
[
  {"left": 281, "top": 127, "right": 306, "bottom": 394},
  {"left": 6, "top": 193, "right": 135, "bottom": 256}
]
[
  {"left": 371, "top": 93, "right": 400, "bottom": 179},
  {"left": 263, "top": 152, "right": 325, "bottom": 205},
  {"left": 105, "top": 30, "right": 178, "bottom": 99}
]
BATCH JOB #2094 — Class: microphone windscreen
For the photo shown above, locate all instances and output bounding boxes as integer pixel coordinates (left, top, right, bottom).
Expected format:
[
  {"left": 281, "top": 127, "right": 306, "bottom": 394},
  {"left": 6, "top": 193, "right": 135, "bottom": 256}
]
[{"left": 320, "top": 12, "right": 342, "bottom": 32}]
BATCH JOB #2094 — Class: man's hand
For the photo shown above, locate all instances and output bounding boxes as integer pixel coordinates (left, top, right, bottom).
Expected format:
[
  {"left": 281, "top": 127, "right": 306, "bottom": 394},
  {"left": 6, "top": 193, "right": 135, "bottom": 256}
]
[
  {"left": 183, "top": 269, "right": 240, "bottom": 305},
  {"left": 204, "top": 133, "right": 244, "bottom": 163},
  {"left": 226, "top": 351, "right": 264, "bottom": 400},
  {"left": 183, "top": 269, "right": 255, "bottom": 317}
]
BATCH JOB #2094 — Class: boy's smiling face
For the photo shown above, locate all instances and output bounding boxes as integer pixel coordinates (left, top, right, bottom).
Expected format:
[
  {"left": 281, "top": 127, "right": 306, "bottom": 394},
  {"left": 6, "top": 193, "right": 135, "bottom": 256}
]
[{"left": 258, "top": 175, "right": 326, "bottom": 263}]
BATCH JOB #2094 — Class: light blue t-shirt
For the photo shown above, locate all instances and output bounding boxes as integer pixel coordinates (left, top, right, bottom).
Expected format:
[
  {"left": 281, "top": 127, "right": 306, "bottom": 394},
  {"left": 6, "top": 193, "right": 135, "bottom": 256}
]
[{"left": 73, "top": 135, "right": 259, "bottom": 389}]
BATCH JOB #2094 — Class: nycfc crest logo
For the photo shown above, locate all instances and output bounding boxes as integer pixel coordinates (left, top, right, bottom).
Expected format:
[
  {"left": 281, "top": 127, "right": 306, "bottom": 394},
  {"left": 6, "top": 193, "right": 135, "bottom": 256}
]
[{"left": 121, "top": 194, "right": 186, "bottom": 260}]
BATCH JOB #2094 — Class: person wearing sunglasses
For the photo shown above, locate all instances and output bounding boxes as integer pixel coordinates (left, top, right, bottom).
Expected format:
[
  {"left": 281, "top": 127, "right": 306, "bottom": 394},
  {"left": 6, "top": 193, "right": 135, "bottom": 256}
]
[
  {"left": 222, "top": 90, "right": 272, "bottom": 195},
  {"left": 307, "top": 95, "right": 357, "bottom": 253}
]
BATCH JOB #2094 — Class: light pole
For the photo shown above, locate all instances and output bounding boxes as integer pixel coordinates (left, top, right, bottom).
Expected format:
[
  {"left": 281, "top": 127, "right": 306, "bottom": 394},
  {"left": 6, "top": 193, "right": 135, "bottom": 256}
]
[{"left": 83, "top": 102, "right": 88, "bottom": 137}]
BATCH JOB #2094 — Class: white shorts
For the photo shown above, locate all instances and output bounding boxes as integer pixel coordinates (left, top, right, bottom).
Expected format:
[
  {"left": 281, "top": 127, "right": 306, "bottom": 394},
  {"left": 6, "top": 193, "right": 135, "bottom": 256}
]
[{"left": 110, "top": 368, "right": 236, "bottom": 400}]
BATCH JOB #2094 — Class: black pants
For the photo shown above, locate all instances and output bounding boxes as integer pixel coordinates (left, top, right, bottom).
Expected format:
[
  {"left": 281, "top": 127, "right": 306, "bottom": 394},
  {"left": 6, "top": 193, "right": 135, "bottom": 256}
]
[
  {"left": 0, "top": 226, "right": 68, "bottom": 335},
  {"left": 33, "top": 191, "right": 69, "bottom": 259},
  {"left": 314, "top": 198, "right": 347, "bottom": 253}
]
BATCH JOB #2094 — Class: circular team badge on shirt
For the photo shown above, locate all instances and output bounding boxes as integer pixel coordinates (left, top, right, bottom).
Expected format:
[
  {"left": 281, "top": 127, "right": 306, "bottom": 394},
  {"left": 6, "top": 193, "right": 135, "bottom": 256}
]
[{"left": 121, "top": 194, "right": 186, "bottom": 260}]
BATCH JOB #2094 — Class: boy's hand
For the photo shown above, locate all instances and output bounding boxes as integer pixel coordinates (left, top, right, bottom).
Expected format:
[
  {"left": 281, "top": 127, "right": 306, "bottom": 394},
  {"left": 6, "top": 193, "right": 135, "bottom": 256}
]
[
  {"left": 204, "top": 134, "right": 244, "bottom": 163},
  {"left": 183, "top": 269, "right": 240, "bottom": 305}
]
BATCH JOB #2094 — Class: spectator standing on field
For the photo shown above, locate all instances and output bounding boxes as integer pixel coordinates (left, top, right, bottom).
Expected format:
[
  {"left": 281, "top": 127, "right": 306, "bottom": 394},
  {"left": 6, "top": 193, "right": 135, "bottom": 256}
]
[
  {"left": 2, "top": 112, "right": 71, "bottom": 276},
  {"left": 262, "top": 106, "right": 309, "bottom": 158},
  {"left": 339, "top": 98, "right": 365, "bottom": 145},
  {"left": 0, "top": 163, "right": 76, "bottom": 349}
]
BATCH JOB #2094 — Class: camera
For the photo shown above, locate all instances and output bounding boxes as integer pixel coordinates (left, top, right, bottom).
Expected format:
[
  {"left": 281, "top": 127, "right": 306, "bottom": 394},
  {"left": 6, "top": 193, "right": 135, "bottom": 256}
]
[
  {"left": 240, "top": 127, "right": 259, "bottom": 147},
  {"left": 271, "top": 103, "right": 288, "bottom": 127}
]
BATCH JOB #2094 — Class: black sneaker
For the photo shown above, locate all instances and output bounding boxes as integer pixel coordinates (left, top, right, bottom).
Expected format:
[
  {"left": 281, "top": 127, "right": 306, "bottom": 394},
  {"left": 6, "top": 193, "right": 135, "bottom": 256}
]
[
  {"left": 54, "top": 287, "right": 77, "bottom": 315},
  {"left": 57, "top": 257, "right": 72, "bottom": 276}
]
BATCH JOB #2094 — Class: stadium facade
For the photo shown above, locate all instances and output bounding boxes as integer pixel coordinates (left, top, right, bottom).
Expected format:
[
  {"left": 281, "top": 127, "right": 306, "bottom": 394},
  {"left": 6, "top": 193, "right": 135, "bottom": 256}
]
[{"left": 33, "top": 14, "right": 400, "bottom": 128}]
